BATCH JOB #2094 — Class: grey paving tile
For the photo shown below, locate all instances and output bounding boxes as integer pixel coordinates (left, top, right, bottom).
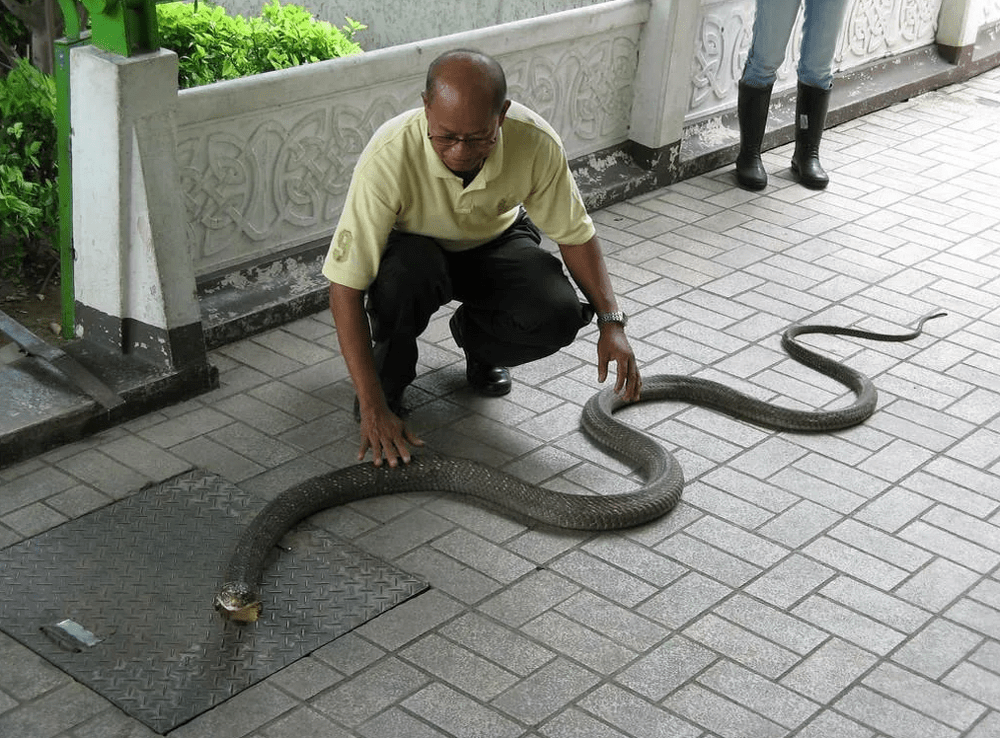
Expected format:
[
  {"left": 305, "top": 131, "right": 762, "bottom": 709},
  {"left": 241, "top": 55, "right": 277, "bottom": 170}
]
[
  {"left": 685, "top": 515, "right": 787, "bottom": 567},
  {"left": 944, "top": 597, "right": 1000, "bottom": 641},
  {"left": 401, "top": 634, "right": 518, "bottom": 700},
  {"left": 522, "top": 611, "right": 635, "bottom": 674},
  {"left": 1, "top": 502, "right": 67, "bottom": 537},
  {"left": 715, "top": 594, "right": 827, "bottom": 655},
  {"left": 683, "top": 613, "right": 800, "bottom": 678},
  {"left": 0, "top": 634, "right": 72, "bottom": 700},
  {"left": 172, "top": 435, "right": 266, "bottom": 482},
  {"left": 780, "top": 637, "right": 878, "bottom": 703},
  {"left": 135, "top": 406, "right": 233, "bottom": 448},
  {"left": 892, "top": 617, "right": 984, "bottom": 679},
  {"left": 744, "top": 553, "right": 835, "bottom": 608},
  {"left": 656, "top": 533, "right": 762, "bottom": 587},
  {"left": 830, "top": 519, "right": 935, "bottom": 572},
  {"left": 259, "top": 706, "right": 351, "bottom": 738},
  {"left": 69, "top": 709, "right": 160, "bottom": 738},
  {"left": 966, "top": 711, "right": 1000, "bottom": 738},
  {"left": 264, "top": 656, "right": 342, "bottom": 700},
  {"left": 698, "top": 659, "right": 819, "bottom": 728},
  {"left": 539, "top": 707, "right": 631, "bottom": 738},
  {"left": 864, "top": 662, "right": 986, "bottom": 730},
  {"left": 355, "top": 590, "right": 464, "bottom": 651},
  {"left": 402, "top": 683, "right": 523, "bottom": 738},
  {"left": 440, "top": 613, "right": 553, "bottom": 677},
  {"left": 479, "top": 569, "right": 579, "bottom": 627},
  {"left": 901, "top": 470, "right": 999, "bottom": 519},
  {"left": 311, "top": 657, "right": 429, "bottom": 727},
  {"left": 357, "top": 707, "right": 449, "bottom": 738},
  {"left": 803, "top": 535, "right": 910, "bottom": 589},
  {"left": 395, "top": 546, "right": 503, "bottom": 604},
  {"left": 821, "top": 576, "right": 930, "bottom": 633},
  {"left": 792, "top": 595, "right": 907, "bottom": 655},
  {"left": 430, "top": 529, "right": 536, "bottom": 583},
  {"left": 548, "top": 550, "right": 658, "bottom": 607},
  {"left": 898, "top": 521, "right": 1000, "bottom": 574},
  {"left": 492, "top": 658, "right": 599, "bottom": 724},
  {"left": 53, "top": 449, "right": 149, "bottom": 499},
  {"left": 759, "top": 499, "right": 842, "bottom": 547},
  {"left": 0, "top": 682, "right": 108, "bottom": 737},
  {"left": 638, "top": 571, "right": 731, "bottom": 629},
  {"left": 663, "top": 683, "right": 786, "bottom": 738},
  {"left": 97, "top": 435, "right": 191, "bottom": 480},
  {"left": 578, "top": 684, "right": 700, "bottom": 738},
  {"left": 796, "top": 709, "right": 876, "bottom": 738},
  {"left": 856, "top": 486, "right": 935, "bottom": 532},
  {"left": 835, "top": 684, "right": 961, "bottom": 738},
  {"left": 615, "top": 634, "right": 715, "bottom": 701},
  {"left": 169, "top": 682, "right": 297, "bottom": 738},
  {"left": 896, "top": 557, "right": 981, "bottom": 611}
]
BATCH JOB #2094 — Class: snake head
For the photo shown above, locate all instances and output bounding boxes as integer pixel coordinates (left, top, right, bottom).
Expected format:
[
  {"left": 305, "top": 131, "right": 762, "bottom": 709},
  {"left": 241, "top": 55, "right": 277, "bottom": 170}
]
[{"left": 214, "top": 582, "right": 262, "bottom": 623}]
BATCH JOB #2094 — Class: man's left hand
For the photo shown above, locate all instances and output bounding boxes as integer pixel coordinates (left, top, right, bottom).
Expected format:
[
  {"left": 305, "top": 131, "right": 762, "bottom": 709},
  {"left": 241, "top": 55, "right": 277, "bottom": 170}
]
[{"left": 596, "top": 324, "right": 641, "bottom": 402}]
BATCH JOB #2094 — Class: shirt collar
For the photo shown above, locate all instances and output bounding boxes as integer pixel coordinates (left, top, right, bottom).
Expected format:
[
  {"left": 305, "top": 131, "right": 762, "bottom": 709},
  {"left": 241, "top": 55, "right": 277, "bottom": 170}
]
[{"left": 421, "top": 110, "right": 504, "bottom": 190}]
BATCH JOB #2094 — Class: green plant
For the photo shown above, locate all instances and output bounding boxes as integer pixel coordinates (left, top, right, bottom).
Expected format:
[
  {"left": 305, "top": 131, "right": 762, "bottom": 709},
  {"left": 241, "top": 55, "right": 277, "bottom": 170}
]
[
  {"left": 156, "top": 0, "right": 364, "bottom": 89},
  {"left": 0, "top": 57, "right": 57, "bottom": 280}
]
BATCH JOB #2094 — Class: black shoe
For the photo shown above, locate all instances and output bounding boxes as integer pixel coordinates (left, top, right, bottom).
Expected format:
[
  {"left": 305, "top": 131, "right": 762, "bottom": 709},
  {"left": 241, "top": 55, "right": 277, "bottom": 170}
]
[
  {"left": 449, "top": 310, "right": 512, "bottom": 397},
  {"left": 353, "top": 393, "right": 407, "bottom": 423},
  {"left": 735, "top": 81, "right": 773, "bottom": 191},
  {"left": 790, "top": 81, "right": 831, "bottom": 190}
]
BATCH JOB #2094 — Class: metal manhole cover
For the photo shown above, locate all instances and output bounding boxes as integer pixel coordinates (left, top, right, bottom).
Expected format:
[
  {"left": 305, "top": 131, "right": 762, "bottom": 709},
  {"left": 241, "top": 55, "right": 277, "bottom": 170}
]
[{"left": 0, "top": 468, "right": 428, "bottom": 734}]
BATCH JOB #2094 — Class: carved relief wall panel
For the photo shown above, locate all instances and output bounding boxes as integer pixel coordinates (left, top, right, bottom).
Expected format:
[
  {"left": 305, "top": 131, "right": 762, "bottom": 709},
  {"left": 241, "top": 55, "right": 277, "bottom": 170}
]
[
  {"left": 178, "top": 28, "right": 640, "bottom": 277},
  {"left": 688, "top": 0, "right": 943, "bottom": 122},
  {"left": 985, "top": 0, "right": 1000, "bottom": 26}
]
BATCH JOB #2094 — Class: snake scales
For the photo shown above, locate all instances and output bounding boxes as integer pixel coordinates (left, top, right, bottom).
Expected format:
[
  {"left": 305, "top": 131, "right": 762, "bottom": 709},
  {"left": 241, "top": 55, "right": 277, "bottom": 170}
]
[{"left": 214, "top": 310, "right": 945, "bottom": 622}]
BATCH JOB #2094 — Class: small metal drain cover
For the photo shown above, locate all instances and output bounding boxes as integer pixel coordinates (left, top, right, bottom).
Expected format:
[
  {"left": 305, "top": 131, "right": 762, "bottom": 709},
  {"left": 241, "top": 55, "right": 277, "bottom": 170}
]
[{"left": 0, "top": 469, "right": 427, "bottom": 733}]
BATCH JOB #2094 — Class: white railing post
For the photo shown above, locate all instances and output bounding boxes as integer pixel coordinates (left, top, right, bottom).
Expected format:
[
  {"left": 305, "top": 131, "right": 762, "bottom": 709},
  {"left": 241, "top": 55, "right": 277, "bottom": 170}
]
[
  {"left": 71, "top": 45, "right": 207, "bottom": 371},
  {"left": 629, "top": 0, "right": 700, "bottom": 166},
  {"left": 937, "top": 0, "right": 984, "bottom": 63}
]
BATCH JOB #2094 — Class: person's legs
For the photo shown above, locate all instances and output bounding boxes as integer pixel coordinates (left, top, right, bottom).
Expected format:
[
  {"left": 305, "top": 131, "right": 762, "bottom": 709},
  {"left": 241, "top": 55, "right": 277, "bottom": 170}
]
[
  {"left": 447, "top": 214, "right": 592, "bottom": 370},
  {"left": 791, "top": 0, "right": 850, "bottom": 188},
  {"left": 796, "top": 0, "right": 849, "bottom": 90},
  {"left": 736, "top": 0, "right": 801, "bottom": 190},
  {"left": 741, "top": 0, "right": 802, "bottom": 89},
  {"left": 366, "top": 231, "right": 452, "bottom": 405}
]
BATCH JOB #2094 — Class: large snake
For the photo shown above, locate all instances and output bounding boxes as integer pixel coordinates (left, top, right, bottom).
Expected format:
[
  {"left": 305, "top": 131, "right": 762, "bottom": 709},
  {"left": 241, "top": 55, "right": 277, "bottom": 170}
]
[{"left": 214, "top": 310, "right": 945, "bottom": 622}]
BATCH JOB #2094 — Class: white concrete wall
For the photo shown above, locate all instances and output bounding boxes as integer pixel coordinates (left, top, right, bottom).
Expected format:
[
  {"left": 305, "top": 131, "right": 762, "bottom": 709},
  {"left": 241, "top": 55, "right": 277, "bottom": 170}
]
[
  {"left": 687, "top": 0, "right": 946, "bottom": 122},
  {"left": 177, "top": 0, "right": 648, "bottom": 277},
  {"left": 215, "top": 0, "right": 608, "bottom": 50}
]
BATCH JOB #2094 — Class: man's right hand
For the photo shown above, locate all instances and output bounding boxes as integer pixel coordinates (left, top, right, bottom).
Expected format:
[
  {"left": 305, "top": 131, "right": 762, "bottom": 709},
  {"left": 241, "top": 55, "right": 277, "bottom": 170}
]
[{"left": 356, "top": 400, "right": 424, "bottom": 467}]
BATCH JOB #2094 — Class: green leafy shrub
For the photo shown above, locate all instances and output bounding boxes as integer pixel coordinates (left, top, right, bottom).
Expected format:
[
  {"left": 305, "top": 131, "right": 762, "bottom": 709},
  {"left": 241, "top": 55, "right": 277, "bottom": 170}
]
[
  {"left": 157, "top": 0, "right": 364, "bottom": 88},
  {"left": 0, "top": 58, "right": 57, "bottom": 280}
]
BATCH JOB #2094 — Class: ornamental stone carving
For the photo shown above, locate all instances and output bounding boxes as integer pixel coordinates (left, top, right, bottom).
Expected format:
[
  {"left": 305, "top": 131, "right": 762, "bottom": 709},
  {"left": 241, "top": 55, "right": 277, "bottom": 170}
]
[
  {"left": 179, "top": 96, "right": 406, "bottom": 274},
  {"left": 687, "top": 0, "right": 942, "bottom": 122},
  {"left": 179, "top": 32, "right": 639, "bottom": 275}
]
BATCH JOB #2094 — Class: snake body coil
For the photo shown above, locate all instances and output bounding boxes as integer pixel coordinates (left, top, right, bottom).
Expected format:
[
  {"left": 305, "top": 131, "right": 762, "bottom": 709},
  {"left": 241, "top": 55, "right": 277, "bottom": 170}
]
[{"left": 214, "top": 311, "right": 944, "bottom": 622}]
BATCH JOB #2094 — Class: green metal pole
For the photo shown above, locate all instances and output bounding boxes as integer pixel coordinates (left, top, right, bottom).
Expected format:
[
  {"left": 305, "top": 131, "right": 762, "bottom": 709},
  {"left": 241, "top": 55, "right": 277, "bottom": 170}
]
[{"left": 54, "top": 1, "right": 88, "bottom": 339}]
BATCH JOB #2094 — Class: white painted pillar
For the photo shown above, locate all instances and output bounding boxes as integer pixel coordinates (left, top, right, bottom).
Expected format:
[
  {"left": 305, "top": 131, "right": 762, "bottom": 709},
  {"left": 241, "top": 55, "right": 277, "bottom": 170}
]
[
  {"left": 629, "top": 0, "right": 700, "bottom": 154},
  {"left": 70, "top": 45, "right": 206, "bottom": 370},
  {"left": 938, "top": 0, "right": 984, "bottom": 60}
]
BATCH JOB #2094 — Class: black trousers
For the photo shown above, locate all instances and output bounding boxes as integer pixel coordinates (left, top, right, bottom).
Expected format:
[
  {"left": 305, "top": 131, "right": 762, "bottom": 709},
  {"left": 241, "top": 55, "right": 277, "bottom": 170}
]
[{"left": 366, "top": 213, "right": 593, "bottom": 398}]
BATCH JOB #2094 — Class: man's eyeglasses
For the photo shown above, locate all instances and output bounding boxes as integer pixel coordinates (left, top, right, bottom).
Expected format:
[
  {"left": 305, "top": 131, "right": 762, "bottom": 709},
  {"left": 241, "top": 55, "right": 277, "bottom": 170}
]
[{"left": 427, "top": 132, "right": 498, "bottom": 151}]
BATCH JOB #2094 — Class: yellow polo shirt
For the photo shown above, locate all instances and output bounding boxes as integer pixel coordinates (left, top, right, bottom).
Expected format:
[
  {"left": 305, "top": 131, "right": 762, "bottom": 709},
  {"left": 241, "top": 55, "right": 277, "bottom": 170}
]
[{"left": 322, "top": 101, "right": 595, "bottom": 290}]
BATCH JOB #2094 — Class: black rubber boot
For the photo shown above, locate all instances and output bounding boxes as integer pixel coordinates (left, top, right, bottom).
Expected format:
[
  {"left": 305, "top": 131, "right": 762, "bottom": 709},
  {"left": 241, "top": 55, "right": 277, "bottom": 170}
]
[
  {"left": 791, "top": 82, "right": 832, "bottom": 190},
  {"left": 735, "top": 81, "right": 773, "bottom": 191}
]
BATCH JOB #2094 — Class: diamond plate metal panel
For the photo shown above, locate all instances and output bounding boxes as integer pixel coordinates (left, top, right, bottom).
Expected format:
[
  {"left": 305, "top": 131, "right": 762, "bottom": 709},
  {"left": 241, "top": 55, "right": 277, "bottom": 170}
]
[{"left": 0, "top": 469, "right": 428, "bottom": 734}]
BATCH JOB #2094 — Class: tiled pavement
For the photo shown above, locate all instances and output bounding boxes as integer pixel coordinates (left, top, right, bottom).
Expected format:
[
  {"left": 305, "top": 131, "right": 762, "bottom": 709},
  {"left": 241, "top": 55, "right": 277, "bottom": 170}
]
[{"left": 3, "top": 67, "right": 1000, "bottom": 738}]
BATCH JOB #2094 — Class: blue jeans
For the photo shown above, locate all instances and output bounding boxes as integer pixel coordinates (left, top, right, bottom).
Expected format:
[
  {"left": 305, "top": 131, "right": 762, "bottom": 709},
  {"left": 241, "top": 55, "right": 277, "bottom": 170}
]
[{"left": 741, "top": 0, "right": 851, "bottom": 90}]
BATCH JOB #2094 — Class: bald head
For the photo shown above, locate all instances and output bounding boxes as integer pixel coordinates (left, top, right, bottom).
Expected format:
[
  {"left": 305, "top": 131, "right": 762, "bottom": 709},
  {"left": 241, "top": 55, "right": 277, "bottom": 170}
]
[{"left": 424, "top": 49, "right": 508, "bottom": 116}]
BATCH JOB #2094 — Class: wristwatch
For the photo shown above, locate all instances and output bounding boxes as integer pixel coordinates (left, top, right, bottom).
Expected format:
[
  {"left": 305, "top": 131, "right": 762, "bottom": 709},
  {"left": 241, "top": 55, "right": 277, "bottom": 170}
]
[{"left": 597, "top": 311, "right": 628, "bottom": 327}]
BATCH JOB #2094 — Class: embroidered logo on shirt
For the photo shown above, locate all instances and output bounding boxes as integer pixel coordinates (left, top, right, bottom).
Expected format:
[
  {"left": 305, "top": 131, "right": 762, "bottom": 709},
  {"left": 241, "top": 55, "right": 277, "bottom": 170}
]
[{"left": 331, "top": 229, "right": 352, "bottom": 262}]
